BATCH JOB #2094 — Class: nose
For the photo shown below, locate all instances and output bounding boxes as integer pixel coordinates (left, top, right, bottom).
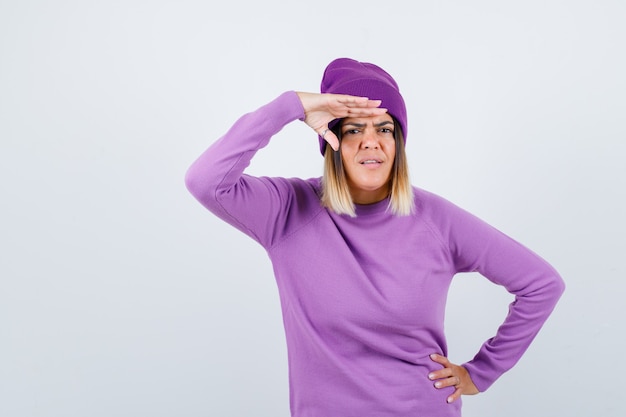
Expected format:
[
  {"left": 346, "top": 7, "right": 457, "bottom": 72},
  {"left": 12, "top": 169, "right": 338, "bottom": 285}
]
[{"left": 360, "top": 129, "right": 380, "bottom": 149}]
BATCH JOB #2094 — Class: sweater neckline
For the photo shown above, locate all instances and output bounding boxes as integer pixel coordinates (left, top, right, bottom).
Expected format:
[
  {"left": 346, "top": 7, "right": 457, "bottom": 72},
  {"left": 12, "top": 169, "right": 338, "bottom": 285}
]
[{"left": 354, "top": 197, "right": 391, "bottom": 216}]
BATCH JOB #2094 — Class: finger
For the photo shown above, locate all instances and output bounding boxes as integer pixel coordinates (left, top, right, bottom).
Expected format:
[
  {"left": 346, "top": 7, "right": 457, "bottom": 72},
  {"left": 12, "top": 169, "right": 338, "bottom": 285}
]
[
  {"left": 429, "top": 353, "right": 450, "bottom": 366},
  {"left": 317, "top": 127, "right": 339, "bottom": 152},
  {"left": 428, "top": 354, "right": 458, "bottom": 383},
  {"left": 332, "top": 95, "right": 386, "bottom": 118},
  {"left": 446, "top": 387, "right": 463, "bottom": 404},
  {"left": 433, "top": 376, "right": 460, "bottom": 389},
  {"left": 330, "top": 105, "right": 387, "bottom": 120},
  {"left": 428, "top": 367, "right": 453, "bottom": 381},
  {"left": 345, "top": 107, "right": 388, "bottom": 118},
  {"left": 323, "top": 130, "right": 340, "bottom": 152},
  {"left": 428, "top": 354, "right": 452, "bottom": 379},
  {"left": 337, "top": 96, "right": 382, "bottom": 108}
]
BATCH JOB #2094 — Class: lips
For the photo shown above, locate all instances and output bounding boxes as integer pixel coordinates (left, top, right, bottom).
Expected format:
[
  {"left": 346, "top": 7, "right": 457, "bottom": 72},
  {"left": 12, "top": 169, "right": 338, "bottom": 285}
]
[
  {"left": 356, "top": 153, "right": 384, "bottom": 165},
  {"left": 358, "top": 156, "right": 384, "bottom": 165}
]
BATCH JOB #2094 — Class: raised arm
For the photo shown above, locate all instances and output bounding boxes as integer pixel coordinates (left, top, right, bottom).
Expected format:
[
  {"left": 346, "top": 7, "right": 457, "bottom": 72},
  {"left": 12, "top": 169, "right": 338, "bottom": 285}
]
[{"left": 184, "top": 91, "right": 386, "bottom": 246}]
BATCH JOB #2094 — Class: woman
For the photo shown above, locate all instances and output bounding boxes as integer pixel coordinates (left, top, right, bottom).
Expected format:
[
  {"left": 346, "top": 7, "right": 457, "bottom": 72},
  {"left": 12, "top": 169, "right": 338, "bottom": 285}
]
[{"left": 185, "top": 58, "right": 565, "bottom": 416}]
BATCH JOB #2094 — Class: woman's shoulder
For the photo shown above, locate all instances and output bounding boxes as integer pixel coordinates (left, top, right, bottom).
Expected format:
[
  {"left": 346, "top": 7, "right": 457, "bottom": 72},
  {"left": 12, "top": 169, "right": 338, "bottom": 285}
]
[
  {"left": 413, "top": 186, "right": 460, "bottom": 213},
  {"left": 280, "top": 176, "right": 322, "bottom": 196},
  {"left": 260, "top": 175, "right": 323, "bottom": 210},
  {"left": 412, "top": 186, "right": 475, "bottom": 229}
]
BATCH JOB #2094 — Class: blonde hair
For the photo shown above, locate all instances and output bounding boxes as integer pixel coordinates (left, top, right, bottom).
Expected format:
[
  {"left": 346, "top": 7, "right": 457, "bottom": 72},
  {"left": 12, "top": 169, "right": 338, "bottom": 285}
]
[{"left": 321, "top": 119, "right": 414, "bottom": 217}]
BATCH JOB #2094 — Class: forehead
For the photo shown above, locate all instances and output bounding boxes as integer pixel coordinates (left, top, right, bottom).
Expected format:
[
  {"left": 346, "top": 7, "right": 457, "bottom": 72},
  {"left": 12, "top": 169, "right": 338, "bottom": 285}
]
[{"left": 341, "top": 113, "right": 394, "bottom": 126}]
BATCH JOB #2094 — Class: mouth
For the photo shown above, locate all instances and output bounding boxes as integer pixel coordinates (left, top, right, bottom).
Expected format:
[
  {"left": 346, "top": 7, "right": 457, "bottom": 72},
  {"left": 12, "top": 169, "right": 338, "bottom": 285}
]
[{"left": 359, "top": 159, "right": 383, "bottom": 165}]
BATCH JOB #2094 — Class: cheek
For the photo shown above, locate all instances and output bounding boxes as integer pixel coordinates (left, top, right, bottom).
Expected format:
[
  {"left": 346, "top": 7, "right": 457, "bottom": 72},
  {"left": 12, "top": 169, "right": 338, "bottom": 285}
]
[
  {"left": 386, "top": 144, "right": 397, "bottom": 163},
  {"left": 385, "top": 141, "right": 396, "bottom": 157},
  {"left": 339, "top": 141, "right": 356, "bottom": 157}
]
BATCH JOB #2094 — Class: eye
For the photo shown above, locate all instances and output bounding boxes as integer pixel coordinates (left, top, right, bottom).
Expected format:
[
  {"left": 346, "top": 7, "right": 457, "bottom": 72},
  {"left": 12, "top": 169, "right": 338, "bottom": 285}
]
[
  {"left": 379, "top": 127, "right": 394, "bottom": 134},
  {"left": 342, "top": 128, "right": 361, "bottom": 135}
]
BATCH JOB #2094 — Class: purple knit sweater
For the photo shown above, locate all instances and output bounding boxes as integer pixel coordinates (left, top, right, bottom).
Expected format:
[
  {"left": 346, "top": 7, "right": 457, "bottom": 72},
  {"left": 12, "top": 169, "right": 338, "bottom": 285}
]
[{"left": 185, "top": 91, "right": 565, "bottom": 417}]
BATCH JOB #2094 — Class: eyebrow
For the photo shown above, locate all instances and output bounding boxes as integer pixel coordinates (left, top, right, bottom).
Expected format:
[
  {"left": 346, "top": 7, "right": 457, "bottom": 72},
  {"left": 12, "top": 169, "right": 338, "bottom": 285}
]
[{"left": 342, "top": 121, "right": 394, "bottom": 128}]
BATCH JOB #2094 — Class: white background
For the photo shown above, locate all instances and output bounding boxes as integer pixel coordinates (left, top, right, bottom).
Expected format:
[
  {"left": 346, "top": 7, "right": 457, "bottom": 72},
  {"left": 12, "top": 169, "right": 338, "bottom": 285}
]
[{"left": 1, "top": 1, "right": 624, "bottom": 416}]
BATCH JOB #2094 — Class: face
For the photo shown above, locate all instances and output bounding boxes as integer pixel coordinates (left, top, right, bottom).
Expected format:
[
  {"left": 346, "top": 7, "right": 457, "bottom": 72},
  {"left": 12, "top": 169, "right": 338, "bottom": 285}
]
[{"left": 339, "top": 113, "right": 396, "bottom": 205}]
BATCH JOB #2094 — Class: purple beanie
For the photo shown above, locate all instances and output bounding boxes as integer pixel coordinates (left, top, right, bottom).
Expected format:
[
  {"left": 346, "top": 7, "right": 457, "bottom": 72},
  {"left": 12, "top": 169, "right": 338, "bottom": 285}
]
[{"left": 318, "top": 57, "right": 407, "bottom": 155}]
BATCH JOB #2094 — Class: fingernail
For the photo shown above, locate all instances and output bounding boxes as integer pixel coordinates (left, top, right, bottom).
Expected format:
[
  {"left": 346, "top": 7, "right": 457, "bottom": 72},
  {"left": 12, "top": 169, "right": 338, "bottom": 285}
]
[
  {"left": 447, "top": 397, "right": 453, "bottom": 403},
  {"left": 435, "top": 382, "right": 442, "bottom": 388},
  {"left": 428, "top": 373, "right": 435, "bottom": 380},
  {"left": 430, "top": 354, "right": 437, "bottom": 359}
]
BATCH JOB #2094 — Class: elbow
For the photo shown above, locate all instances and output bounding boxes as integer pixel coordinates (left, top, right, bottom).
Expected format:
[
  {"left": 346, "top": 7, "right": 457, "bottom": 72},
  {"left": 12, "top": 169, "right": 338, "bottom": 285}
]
[
  {"left": 544, "top": 270, "right": 566, "bottom": 307},
  {"left": 184, "top": 164, "right": 202, "bottom": 198},
  {"left": 520, "top": 268, "right": 566, "bottom": 311},
  {"left": 555, "top": 273, "right": 566, "bottom": 300},
  {"left": 184, "top": 163, "right": 217, "bottom": 205}
]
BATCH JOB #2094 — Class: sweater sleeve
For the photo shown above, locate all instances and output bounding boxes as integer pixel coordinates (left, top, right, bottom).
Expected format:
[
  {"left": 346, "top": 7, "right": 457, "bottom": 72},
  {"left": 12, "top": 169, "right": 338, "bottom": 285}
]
[
  {"left": 423, "top": 191, "right": 565, "bottom": 392},
  {"left": 184, "top": 91, "right": 308, "bottom": 247}
]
